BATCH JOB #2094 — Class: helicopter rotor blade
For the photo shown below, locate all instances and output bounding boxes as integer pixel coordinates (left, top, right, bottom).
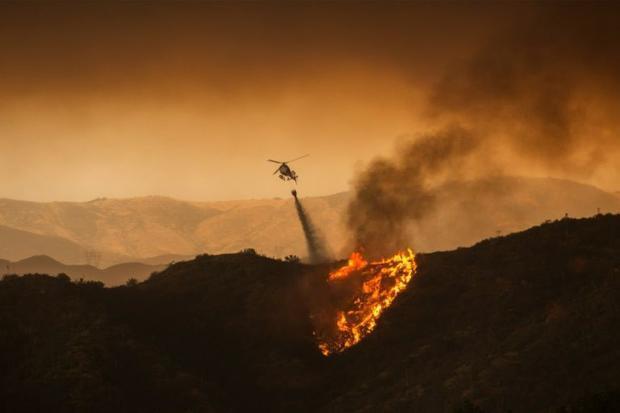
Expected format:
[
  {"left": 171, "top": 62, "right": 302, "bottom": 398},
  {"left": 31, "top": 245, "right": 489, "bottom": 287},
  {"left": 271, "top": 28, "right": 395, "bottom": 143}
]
[
  {"left": 273, "top": 166, "right": 281, "bottom": 175},
  {"left": 284, "top": 154, "right": 309, "bottom": 163},
  {"left": 267, "top": 159, "right": 283, "bottom": 164}
]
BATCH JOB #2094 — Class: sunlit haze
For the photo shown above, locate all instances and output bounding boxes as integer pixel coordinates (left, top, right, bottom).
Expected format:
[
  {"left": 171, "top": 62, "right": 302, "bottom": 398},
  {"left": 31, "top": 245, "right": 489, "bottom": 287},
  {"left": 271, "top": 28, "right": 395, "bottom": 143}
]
[{"left": 0, "top": 3, "right": 520, "bottom": 201}]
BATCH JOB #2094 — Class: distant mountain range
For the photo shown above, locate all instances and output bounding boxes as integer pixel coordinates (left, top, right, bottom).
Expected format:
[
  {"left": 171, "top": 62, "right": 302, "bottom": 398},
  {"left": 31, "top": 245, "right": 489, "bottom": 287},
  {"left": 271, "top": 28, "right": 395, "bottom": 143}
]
[
  {"left": 0, "top": 176, "right": 618, "bottom": 268},
  {"left": 0, "top": 192, "right": 348, "bottom": 266},
  {"left": 0, "top": 255, "right": 168, "bottom": 286}
]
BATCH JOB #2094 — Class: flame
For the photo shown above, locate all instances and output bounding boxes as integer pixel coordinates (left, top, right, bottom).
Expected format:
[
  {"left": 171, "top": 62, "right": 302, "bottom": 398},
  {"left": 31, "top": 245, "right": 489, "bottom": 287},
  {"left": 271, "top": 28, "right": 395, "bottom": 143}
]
[
  {"left": 317, "top": 249, "right": 416, "bottom": 356},
  {"left": 328, "top": 251, "right": 368, "bottom": 280}
]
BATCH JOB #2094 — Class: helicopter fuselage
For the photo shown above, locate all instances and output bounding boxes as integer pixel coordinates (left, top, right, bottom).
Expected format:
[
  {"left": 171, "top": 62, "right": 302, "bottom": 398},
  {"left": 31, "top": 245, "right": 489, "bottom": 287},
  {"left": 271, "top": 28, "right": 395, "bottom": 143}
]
[
  {"left": 278, "top": 163, "right": 298, "bottom": 182},
  {"left": 279, "top": 163, "right": 292, "bottom": 175}
]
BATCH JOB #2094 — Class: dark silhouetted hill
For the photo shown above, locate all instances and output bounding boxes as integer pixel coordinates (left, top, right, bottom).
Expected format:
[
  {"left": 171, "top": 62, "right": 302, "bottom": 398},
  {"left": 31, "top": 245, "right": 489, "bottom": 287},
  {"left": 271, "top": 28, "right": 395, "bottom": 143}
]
[
  {"left": 136, "top": 253, "right": 194, "bottom": 266},
  {"left": 323, "top": 214, "right": 620, "bottom": 412},
  {"left": 1, "top": 215, "right": 619, "bottom": 412}
]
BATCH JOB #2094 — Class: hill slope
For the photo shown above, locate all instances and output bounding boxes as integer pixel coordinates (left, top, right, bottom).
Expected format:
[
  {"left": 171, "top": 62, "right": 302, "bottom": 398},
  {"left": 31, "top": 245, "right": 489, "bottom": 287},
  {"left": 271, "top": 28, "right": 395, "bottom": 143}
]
[
  {"left": 3, "top": 255, "right": 166, "bottom": 286},
  {"left": 1, "top": 215, "right": 619, "bottom": 412},
  {"left": 324, "top": 214, "right": 620, "bottom": 412},
  {"left": 0, "top": 224, "right": 91, "bottom": 264},
  {"left": 0, "top": 177, "right": 618, "bottom": 265},
  {"left": 0, "top": 196, "right": 218, "bottom": 265}
]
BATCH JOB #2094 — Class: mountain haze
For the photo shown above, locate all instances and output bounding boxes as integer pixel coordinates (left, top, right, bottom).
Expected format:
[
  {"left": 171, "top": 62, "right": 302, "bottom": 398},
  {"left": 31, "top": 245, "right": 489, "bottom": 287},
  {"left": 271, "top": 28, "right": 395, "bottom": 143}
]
[
  {"left": 1, "top": 255, "right": 165, "bottom": 286},
  {"left": 0, "top": 177, "right": 618, "bottom": 266},
  {"left": 0, "top": 224, "right": 88, "bottom": 264}
]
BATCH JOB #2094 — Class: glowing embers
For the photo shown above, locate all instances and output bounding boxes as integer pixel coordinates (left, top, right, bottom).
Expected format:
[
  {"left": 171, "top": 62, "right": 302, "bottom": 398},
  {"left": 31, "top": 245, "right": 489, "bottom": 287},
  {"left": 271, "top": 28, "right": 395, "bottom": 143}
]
[{"left": 317, "top": 249, "right": 416, "bottom": 356}]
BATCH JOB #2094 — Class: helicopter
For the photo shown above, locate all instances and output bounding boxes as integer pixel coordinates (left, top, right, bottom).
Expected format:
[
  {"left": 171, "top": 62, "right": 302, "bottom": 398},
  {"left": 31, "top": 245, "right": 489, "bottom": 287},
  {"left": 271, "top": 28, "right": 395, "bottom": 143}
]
[{"left": 267, "top": 154, "right": 309, "bottom": 183}]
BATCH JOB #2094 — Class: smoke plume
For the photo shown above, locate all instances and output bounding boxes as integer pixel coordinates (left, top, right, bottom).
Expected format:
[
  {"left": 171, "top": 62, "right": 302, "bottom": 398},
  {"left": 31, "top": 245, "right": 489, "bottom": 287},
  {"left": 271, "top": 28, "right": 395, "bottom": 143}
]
[
  {"left": 292, "top": 190, "right": 330, "bottom": 263},
  {"left": 347, "top": 7, "right": 620, "bottom": 256}
]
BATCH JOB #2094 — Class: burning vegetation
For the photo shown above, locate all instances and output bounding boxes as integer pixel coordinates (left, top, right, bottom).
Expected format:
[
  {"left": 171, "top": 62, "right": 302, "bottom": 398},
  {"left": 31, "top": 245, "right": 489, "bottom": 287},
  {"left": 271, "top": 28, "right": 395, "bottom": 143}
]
[
  {"left": 315, "top": 249, "right": 416, "bottom": 356},
  {"left": 291, "top": 190, "right": 417, "bottom": 355}
]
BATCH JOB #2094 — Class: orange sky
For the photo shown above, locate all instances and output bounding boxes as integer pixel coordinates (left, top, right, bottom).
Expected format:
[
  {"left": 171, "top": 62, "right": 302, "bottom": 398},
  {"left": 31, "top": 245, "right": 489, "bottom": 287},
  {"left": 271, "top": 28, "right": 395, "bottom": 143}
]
[{"left": 0, "top": 2, "right": 616, "bottom": 201}]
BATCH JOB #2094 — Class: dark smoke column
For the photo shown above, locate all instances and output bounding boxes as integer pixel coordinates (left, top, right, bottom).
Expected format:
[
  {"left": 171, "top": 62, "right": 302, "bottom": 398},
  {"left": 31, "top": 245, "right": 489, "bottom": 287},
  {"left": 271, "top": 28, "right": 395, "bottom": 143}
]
[
  {"left": 346, "top": 127, "right": 478, "bottom": 258},
  {"left": 291, "top": 190, "right": 329, "bottom": 264}
]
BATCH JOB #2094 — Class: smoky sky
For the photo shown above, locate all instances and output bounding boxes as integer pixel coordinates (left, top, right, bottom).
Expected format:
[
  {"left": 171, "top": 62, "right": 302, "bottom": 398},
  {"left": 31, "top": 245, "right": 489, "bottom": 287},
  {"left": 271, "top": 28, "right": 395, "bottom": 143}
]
[
  {"left": 0, "top": 3, "right": 501, "bottom": 97},
  {"left": 0, "top": 2, "right": 618, "bottom": 203},
  {"left": 346, "top": 4, "right": 620, "bottom": 256},
  {"left": 430, "top": 7, "right": 620, "bottom": 172}
]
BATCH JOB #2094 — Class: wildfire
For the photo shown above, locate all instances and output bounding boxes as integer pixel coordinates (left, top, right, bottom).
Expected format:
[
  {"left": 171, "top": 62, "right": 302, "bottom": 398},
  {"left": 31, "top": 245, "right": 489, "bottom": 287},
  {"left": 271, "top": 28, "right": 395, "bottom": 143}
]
[
  {"left": 328, "top": 251, "right": 368, "bottom": 280},
  {"left": 317, "top": 249, "right": 416, "bottom": 356}
]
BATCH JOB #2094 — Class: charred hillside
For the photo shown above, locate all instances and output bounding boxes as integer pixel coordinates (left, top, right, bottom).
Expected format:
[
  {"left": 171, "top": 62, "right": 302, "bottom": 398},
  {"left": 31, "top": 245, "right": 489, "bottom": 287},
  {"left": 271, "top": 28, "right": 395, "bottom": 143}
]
[{"left": 1, "top": 215, "right": 620, "bottom": 412}]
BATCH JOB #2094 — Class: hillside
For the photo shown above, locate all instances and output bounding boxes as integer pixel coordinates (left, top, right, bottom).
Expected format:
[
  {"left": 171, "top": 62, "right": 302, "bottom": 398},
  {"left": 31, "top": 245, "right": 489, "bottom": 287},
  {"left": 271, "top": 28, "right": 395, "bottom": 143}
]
[
  {"left": 0, "top": 177, "right": 618, "bottom": 266},
  {"left": 0, "top": 224, "right": 92, "bottom": 264},
  {"left": 1, "top": 255, "right": 166, "bottom": 286},
  {"left": 0, "top": 194, "right": 348, "bottom": 266},
  {"left": 323, "top": 214, "right": 620, "bottom": 412},
  {"left": 1, "top": 215, "right": 619, "bottom": 412},
  {"left": 0, "top": 196, "right": 219, "bottom": 265}
]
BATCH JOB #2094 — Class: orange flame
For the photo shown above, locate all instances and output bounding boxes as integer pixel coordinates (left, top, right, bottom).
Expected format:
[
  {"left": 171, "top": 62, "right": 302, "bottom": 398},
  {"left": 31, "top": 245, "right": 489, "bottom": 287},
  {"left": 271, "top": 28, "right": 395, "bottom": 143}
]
[
  {"left": 328, "top": 251, "right": 368, "bottom": 281},
  {"left": 317, "top": 249, "right": 416, "bottom": 356}
]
